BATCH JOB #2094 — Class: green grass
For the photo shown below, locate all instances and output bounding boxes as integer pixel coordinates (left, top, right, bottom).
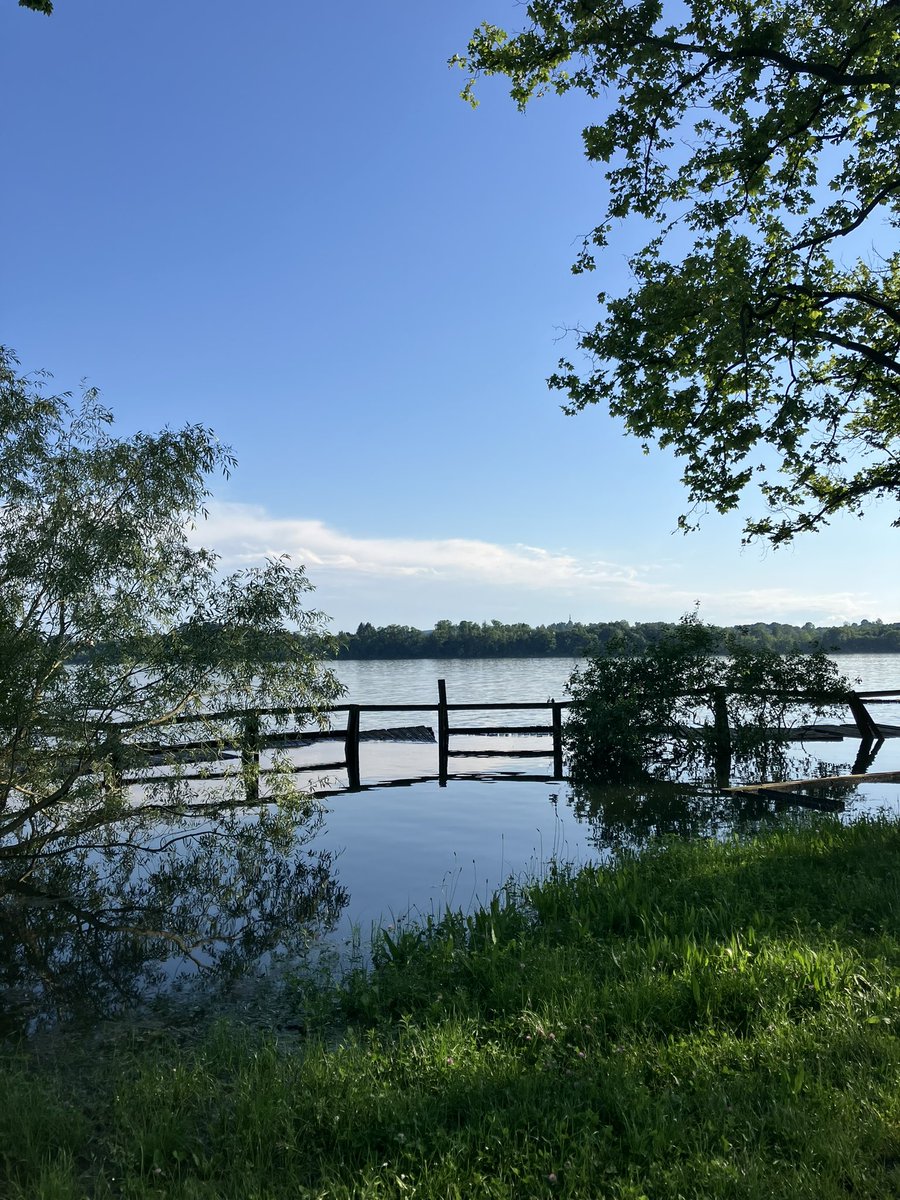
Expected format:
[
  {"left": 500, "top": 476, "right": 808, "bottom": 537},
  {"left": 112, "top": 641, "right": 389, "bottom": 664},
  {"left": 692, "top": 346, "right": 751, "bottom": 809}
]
[{"left": 3, "top": 818, "right": 900, "bottom": 1197}]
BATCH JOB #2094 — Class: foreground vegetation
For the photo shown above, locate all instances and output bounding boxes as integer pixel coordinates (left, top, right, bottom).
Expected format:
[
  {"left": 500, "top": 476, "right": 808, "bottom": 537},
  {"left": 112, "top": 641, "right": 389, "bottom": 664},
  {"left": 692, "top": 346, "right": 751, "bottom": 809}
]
[{"left": 3, "top": 817, "right": 900, "bottom": 1198}]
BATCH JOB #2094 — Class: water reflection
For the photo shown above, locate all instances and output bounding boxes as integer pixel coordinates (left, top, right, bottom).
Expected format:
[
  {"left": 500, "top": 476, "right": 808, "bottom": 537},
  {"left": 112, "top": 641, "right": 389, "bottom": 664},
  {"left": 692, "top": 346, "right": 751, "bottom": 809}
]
[
  {"left": 0, "top": 804, "right": 346, "bottom": 1037},
  {"left": 565, "top": 742, "right": 900, "bottom": 864},
  {"left": 568, "top": 781, "right": 751, "bottom": 851},
  {"left": 4, "top": 744, "right": 899, "bottom": 1037}
]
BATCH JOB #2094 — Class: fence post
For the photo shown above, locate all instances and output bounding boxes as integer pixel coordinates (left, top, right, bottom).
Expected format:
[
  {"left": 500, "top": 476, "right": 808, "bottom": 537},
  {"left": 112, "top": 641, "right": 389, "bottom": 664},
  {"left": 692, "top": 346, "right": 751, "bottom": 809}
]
[
  {"left": 242, "top": 710, "right": 260, "bottom": 804},
  {"left": 552, "top": 701, "right": 563, "bottom": 780},
  {"left": 345, "top": 704, "right": 361, "bottom": 790},
  {"left": 712, "top": 687, "right": 731, "bottom": 788},
  {"left": 847, "top": 691, "right": 880, "bottom": 743},
  {"left": 438, "top": 678, "right": 449, "bottom": 786}
]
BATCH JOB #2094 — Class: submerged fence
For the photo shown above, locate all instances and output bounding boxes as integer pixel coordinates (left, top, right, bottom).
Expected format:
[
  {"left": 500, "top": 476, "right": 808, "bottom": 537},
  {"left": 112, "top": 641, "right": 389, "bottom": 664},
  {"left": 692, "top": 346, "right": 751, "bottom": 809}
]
[
  {"left": 105, "top": 680, "right": 900, "bottom": 798},
  {"left": 232, "top": 680, "right": 569, "bottom": 795}
]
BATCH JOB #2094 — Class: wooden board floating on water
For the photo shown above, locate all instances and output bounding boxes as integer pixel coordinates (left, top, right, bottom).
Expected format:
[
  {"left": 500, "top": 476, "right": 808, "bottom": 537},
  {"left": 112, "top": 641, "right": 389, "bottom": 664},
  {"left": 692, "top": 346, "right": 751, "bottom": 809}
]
[
  {"left": 733, "top": 722, "right": 900, "bottom": 741},
  {"left": 792, "top": 722, "right": 900, "bottom": 740},
  {"left": 726, "top": 769, "right": 900, "bottom": 793},
  {"left": 359, "top": 725, "right": 435, "bottom": 743},
  {"left": 268, "top": 725, "right": 437, "bottom": 748}
]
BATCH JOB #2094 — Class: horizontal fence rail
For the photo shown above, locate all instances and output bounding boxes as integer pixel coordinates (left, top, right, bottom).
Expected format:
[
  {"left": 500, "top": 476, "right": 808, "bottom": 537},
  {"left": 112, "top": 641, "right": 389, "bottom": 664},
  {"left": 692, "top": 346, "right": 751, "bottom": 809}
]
[{"left": 98, "top": 682, "right": 899, "bottom": 798}]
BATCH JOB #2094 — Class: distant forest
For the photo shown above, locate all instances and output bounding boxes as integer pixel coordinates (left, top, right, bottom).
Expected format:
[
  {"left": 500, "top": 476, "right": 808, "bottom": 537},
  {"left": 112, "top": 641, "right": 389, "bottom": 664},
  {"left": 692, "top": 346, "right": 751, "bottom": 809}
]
[{"left": 332, "top": 619, "right": 900, "bottom": 659}]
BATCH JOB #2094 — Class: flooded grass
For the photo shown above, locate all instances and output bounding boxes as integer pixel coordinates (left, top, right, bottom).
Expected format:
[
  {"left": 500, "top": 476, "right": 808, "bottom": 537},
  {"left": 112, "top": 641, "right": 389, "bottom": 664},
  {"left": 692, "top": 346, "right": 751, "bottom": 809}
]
[{"left": 3, "top": 816, "right": 900, "bottom": 1198}]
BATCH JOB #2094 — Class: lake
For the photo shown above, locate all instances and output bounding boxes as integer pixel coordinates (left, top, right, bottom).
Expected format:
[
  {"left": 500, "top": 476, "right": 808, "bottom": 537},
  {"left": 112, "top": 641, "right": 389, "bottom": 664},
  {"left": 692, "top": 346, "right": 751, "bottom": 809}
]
[
  {"left": 6, "top": 653, "right": 900, "bottom": 1032},
  {"left": 298, "top": 654, "right": 900, "bottom": 944}
]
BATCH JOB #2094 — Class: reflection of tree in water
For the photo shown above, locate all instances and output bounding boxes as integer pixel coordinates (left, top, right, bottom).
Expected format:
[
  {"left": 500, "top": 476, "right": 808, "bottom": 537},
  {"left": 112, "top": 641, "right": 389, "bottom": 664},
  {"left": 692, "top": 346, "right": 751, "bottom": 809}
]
[
  {"left": 567, "top": 749, "right": 859, "bottom": 855},
  {"left": 0, "top": 803, "right": 347, "bottom": 1036},
  {"left": 567, "top": 781, "right": 750, "bottom": 854}
]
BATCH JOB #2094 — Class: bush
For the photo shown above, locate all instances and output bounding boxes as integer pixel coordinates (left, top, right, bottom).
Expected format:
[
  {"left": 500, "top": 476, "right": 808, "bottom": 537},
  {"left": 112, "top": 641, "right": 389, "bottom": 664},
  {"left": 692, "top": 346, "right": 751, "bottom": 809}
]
[{"left": 564, "top": 611, "right": 851, "bottom": 786}]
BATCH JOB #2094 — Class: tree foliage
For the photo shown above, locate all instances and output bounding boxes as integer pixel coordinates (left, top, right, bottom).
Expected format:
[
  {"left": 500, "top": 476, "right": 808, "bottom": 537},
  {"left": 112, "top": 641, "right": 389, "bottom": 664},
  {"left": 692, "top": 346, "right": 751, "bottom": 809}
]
[
  {"left": 0, "top": 346, "right": 343, "bottom": 869},
  {"left": 330, "top": 617, "right": 900, "bottom": 658},
  {"left": 564, "top": 611, "right": 852, "bottom": 785},
  {"left": 457, "top": 0, "right": 900, "bottom": 542}
]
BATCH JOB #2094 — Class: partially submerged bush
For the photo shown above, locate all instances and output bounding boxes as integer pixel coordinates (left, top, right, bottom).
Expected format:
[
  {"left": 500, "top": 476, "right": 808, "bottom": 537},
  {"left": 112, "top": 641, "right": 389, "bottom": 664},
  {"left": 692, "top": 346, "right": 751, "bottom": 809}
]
[{"left": 564, "top": 611, "right": 852, "bottom": 786}]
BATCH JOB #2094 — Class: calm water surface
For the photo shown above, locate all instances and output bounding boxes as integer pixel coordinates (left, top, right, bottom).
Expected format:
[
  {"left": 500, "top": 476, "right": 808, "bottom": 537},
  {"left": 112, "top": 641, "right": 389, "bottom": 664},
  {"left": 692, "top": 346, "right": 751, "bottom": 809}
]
[
  {"left": 301, "top": 655, "right": 900, "bottom": 941},
  {"left": 7, "top": 655, "right": 900, "bottom": 1031}
]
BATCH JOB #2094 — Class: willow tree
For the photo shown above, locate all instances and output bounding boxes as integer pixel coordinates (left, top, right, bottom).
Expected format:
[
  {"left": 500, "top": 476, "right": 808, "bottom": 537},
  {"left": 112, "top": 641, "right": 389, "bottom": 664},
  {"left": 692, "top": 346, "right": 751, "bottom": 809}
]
[
  {"left": 0, "top": 346, "right": 342, "bottom": 867},
  {"left": 457, "top": 0, "right": 900, "bottom": 542}
]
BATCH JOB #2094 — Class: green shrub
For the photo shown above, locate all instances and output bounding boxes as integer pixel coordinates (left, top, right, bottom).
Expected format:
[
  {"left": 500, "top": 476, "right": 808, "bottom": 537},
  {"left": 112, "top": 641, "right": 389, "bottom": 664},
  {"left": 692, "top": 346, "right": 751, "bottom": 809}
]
[{"left": 565, "top": 611, "right": 851, "bottom": 786}]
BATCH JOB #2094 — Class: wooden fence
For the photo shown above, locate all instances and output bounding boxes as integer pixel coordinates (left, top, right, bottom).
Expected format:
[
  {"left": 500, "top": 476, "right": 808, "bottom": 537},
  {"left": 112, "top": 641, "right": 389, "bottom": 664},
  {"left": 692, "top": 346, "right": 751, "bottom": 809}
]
[
  {"left": 107, "top": 680, "right": 899, "bottom": 798},
  {"left": 242, "top": 681, "right": 569, "bottom": 794}
]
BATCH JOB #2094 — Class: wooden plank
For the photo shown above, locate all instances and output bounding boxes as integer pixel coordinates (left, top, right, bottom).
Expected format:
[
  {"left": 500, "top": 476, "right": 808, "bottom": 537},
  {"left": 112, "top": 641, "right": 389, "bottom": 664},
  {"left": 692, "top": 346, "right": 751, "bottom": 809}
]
[
  {"left": 847, "top": 691, "right": 881, "bottom": 741},
  {"left": 117, "top": 702, "right": 439, "bottom": 728},
  {"left": 447, "top": 748, "right": 552, "bottom": 759},
  {"left": 263, "top": 725, "right": 436, "bottom": 746},
  {"left": 359, "top": 726, "right": 435, "bottom": 743},
  {"left": 444, "top": 700, "right": 565, "bottom": 711},
  {"left": 447, "top": 724, "right": 553, "bottom": 736},
  {"left": 725, "top": 769, "right": 900, "bottom": 793}
]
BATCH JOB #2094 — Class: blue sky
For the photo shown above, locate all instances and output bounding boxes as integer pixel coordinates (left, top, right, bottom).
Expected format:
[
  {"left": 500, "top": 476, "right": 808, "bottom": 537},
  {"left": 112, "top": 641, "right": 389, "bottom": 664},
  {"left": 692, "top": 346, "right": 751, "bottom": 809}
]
[{"left": 3, "top": 0, "right": 898, "bottom": 631}]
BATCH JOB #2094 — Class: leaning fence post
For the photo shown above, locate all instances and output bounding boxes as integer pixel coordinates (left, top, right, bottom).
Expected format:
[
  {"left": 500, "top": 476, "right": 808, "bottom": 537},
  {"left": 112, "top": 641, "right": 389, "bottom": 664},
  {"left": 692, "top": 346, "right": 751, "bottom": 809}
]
[
  {"left": 847, "top": 691, "right": 880, "bottom": 743},
  {"left": 242, "top": 710, "right": 260, "bottom": 804},
  {"left": 345, "top": 704, "right": 361, "bottom": 791},
  {"left": 551, "top": 701, "right": 563, "bottom": 780},
  {"left": 437, "top": 678, "right": 449, "bottom": 786}
]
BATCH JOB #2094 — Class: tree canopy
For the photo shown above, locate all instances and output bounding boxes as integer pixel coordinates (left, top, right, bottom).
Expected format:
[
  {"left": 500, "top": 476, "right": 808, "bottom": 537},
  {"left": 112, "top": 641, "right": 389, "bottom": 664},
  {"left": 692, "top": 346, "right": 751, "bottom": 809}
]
[
  {"left": 457, "top": 0, "right": 900, "bottom": 542},
  {"left": 0, "top": 346, "right": 342, "bottom": 869},
  {"left": 329, "top": 616, "right": 900, "bottom": 658},
  {"left": 564, "top": 611, "right": 852, "bottom": 787}
]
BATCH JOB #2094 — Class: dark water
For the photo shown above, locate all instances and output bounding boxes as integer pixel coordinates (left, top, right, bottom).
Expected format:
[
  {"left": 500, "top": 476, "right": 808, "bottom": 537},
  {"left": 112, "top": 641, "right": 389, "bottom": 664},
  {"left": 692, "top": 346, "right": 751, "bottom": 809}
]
[{"left": 3, "top": 655, "right": 899, "bottom": 1034}]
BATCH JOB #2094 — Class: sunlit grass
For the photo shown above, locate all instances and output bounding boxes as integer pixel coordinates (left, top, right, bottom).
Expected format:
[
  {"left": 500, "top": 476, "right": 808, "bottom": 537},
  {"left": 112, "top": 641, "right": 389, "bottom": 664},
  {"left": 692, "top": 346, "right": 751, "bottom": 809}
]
[{"left": 3, "top": 818, "right": 900, "bottom": 1197}]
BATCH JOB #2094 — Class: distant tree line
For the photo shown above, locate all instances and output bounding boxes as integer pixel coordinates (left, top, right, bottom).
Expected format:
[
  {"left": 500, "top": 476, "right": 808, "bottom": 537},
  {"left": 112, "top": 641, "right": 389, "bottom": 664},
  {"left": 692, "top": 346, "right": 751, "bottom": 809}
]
[
  {"left": 330, "top": 619, "right": 900, "bottom": 660},
  {"left": 73, "top": 617, "right": 900, "bottom": 667}
]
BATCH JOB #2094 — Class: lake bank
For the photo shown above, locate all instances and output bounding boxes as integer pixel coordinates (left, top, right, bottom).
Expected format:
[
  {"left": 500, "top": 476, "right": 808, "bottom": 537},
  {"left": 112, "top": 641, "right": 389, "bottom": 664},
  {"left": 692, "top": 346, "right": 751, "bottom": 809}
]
[{"left": 5, "top": 817, "right": 900, "bottom": 1199}]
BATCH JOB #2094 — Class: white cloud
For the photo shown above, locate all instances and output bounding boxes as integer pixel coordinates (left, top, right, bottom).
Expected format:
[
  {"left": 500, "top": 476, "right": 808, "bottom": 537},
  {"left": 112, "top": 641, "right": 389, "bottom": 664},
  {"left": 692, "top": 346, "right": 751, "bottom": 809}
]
[
  {"left": 195, "top": 501, "right": 648, "bottom": 590},
  {"left": 189, "top": 501, "right": 888, "bottom": 627}
]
